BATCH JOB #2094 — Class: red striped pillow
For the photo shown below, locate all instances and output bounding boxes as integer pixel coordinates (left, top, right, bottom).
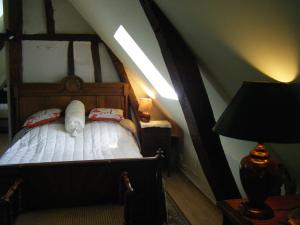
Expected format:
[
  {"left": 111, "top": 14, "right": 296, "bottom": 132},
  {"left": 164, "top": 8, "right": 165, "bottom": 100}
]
[
  {"left": 23, "top": 108, "right": 62, "bottom": 128},
  {"left": 88, "top": 108, "right": 124, "bottom": 122}
]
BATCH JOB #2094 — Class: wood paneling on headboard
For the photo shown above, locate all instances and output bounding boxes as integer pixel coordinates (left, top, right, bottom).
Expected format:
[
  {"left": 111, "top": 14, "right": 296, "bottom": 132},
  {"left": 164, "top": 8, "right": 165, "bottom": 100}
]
[{"left": 14, "top": 76, "right": 129, "bottom": 129}]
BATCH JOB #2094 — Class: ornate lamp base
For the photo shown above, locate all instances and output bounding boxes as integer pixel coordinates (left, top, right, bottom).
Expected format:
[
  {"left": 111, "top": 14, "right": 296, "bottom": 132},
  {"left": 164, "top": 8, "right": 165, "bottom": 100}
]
[
  {"left": 139, "top": 111, "right": 150, "bottom": 122},
  {"left": 239, "top": 143, "right": 281, "bottom": 220},
  {"left": 240, "top": 201, "right": 274, "bottom": 219}
]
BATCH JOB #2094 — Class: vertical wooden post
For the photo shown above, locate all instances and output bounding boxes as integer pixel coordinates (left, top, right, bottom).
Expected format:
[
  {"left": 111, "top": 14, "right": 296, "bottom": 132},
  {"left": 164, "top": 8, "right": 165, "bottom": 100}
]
[
  {"left": 67, "top": 41, "right": 74, "bottom": 75},
  {"left": 44, "top": 0, "right": 55, "bottom": 34},
  {"left": 8, "top": 0, "right": 23, "bottom": 136},
  {"left": 140, "top": 0, "right": 240, "bottom": 200},
  {"left": 91, "top": 41, "right": 102, "bottom": 82}
]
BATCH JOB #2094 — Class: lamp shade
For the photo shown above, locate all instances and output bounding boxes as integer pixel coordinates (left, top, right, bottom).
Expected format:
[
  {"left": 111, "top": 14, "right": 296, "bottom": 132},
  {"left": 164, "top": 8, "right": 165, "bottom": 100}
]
[
  {"left": 138, "top": 97, "right": 152, "bottom": 113},
  {"left": 213, "top": 81, "right": 300, "bottom": 143}
]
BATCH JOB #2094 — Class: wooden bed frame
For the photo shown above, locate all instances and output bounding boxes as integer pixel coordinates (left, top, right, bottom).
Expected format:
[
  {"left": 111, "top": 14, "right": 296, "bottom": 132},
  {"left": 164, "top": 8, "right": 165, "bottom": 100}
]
[
  {"left": 15, "top": 76, "right": 129, "bottom": 129},
  {"left": 0, "top": 76, "right": 166, "bottom": 225}
]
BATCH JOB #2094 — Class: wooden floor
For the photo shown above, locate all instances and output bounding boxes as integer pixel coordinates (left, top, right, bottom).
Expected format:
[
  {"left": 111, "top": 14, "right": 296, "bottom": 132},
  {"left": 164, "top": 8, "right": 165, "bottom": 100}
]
[
  {"left": 165, "top": 172, "right": 222, "bottom": 225},
  {"left": 0, "top": 133, "right": 222, "bottom": 225}
]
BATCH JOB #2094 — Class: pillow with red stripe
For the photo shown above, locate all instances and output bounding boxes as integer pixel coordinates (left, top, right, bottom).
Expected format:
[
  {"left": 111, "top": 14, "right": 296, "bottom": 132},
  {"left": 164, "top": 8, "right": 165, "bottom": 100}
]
[
  {"left": 23, "top": 108, "right": 62, "bottom": 128},
  {"left": 88, "top": 108, "right": 124, "bottom": 122}
]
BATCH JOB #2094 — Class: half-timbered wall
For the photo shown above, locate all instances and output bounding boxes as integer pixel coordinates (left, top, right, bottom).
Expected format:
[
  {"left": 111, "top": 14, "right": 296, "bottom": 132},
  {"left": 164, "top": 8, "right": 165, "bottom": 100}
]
[
  {"left": 23, "top": 0, "right": 95, "bottom": 34},
  {"left": 22, "top": 41, "right": 119, "bottom": 83}
]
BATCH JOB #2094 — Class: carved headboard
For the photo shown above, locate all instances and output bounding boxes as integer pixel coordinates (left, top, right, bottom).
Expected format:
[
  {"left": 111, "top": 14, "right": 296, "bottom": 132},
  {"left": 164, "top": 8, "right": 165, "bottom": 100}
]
[{"left": 14, "top": 76, "right": 129, "bottom": 129}]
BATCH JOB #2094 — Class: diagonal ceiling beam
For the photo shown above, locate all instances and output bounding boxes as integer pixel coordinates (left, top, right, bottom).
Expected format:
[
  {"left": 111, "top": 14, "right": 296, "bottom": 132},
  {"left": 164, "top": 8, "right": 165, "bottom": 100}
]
[{"left": 140, "top": 0, "right": 240, "bottom": 200}]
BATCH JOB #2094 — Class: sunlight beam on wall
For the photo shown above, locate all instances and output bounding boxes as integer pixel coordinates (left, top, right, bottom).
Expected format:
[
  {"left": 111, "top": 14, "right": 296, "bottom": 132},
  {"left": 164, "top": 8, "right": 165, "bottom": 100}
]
[{"left": 114, "top": 25, "right": 178, "bottom": 100}]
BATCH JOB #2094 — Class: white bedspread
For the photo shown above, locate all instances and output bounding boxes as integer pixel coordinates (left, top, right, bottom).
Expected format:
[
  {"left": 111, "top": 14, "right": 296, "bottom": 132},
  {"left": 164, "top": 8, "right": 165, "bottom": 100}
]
[{"left": 0, "top": 121, "right": 142, "bottom": 165}]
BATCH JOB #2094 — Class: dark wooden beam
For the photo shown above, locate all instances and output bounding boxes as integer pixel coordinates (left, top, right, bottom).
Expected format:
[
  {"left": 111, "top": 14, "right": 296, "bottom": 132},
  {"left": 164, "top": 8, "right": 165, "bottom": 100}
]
[
  {"left": 0, "top": 33, "right": 102, "bottom": 42},
  {"left": 91, "top": 41, "right": 102, "bottom": 82},
  {"left": 22, "top": 34, "right": 102, "bottom": 42},
  {"left": 44, "top": 0, "right": 55, "bottom": 34},
  {"left": 68, "top": 41, "right": 74, "bottom": 75},
  {"left": 8, "top": 0, "right": 23, "bottom": 136},
  {"left": 8, "top": 0, "right": 23, "bottom": 83},
  {"left": 0, "top": 33, "right": 10, "bottom": 41},
  {"left": 140, "top": 0, "right": 240, "bottom": 201},
  {"left": 0, "top": 41, "right": 4, "bottom": 50}
]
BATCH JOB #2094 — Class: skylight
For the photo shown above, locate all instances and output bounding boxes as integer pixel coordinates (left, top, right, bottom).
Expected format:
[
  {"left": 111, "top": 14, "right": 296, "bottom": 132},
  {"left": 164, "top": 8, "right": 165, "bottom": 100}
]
[
  {"left": 114, "top": 25, "right": 178, "bottom": 100},
  {"left": 0, "top": 0, "right": 3, "bottom": 17}
]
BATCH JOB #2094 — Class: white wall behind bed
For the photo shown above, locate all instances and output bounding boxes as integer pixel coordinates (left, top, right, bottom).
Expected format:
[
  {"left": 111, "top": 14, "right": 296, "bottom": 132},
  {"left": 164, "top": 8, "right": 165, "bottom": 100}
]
[
  {"left": 23, "top": 41, "right": 119, "bottom": 83},
  {"left": 22, "top": 0, "right": 119, "bottom": 83}
]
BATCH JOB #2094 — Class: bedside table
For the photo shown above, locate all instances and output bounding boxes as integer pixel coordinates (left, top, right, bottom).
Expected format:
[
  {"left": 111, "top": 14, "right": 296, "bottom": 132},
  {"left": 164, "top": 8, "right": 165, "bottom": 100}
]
[
  {"left": 140, "top": 120, "right": 172, "bottom": 173},
  {"left": 218, "top": 195, "right": 300, "bottom": 225}
]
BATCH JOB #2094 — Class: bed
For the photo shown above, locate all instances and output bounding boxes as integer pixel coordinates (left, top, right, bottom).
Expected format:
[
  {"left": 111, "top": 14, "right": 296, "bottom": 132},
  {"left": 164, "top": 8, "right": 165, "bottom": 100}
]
[{"left": 0, "top": 76, "right": 166, "bottom": 225}]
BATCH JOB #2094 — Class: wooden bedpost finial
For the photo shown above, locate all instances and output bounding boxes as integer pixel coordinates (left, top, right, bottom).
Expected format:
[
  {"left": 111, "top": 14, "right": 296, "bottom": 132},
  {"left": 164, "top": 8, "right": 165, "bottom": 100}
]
[{"left": 120, "top": 171, "right": 134, "bottom": 193}]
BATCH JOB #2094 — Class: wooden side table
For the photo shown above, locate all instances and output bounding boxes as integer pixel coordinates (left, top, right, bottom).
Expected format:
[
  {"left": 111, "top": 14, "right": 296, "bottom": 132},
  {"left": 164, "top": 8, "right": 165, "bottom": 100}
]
[
  {"left": 218, "top": 196, "right": 300, "bottom": 225},
  {"left": 140, "top": 120, "right": 172, "bottom": 173}
]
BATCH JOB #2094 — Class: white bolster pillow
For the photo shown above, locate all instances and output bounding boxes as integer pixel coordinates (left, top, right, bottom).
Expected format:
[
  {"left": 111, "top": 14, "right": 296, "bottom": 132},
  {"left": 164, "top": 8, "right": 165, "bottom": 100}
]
[{"left": 65, "top": 100, "right": 85, "bottom": 137}]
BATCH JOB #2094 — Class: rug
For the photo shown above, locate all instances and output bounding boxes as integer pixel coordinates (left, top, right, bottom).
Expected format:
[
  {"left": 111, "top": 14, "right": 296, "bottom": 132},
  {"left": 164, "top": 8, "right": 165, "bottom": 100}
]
[
  {"left": 166, "top": 193, "right": 191, "bottom": 225},
  {"left": 15, "top": 194, "right": 190, "bottom": 225}
]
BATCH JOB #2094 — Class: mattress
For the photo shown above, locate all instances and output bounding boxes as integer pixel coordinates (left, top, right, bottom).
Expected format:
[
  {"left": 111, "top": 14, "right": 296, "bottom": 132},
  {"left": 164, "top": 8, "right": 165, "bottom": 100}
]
[{"left": 0, "top": 120, "right": 142, "bottom": 165}]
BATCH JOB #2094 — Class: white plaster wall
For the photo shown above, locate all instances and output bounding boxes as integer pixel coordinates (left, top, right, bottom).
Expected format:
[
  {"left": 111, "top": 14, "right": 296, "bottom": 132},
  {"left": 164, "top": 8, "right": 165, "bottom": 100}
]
[
  {"left": 23, "top": 0, "right": 46, "bottom": 34},
  {"left": 23, "top": 40, "right": 120, "bottom": 83},
  {"left": 23, "top": 41, "right": 68, "bottom": 83},
  {"left": 69, "top": 0, "right": 215, "bottom": 201},
  {"left": 99, "top": 43, "right": 119, "bottom": 83},
  {"left": 74, "top": 41, "right": 94, "bottom": 82},
  {"left": 52, "top": 0, "right": 95, "bottom": 34}
]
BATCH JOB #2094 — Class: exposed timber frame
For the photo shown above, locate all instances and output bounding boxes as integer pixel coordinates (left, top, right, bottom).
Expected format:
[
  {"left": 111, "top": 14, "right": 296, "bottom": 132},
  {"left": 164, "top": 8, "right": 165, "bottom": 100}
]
[
  {"left": 67, "top": 41, "right": 75, "bottom": 75},
  {"left": 0, "top": 41, "right": 4, "bottom": 50},
  {"left": 44, "top": 0, "right": 55, "bottom": 34},
  {"left": 8, "top": 0, "right": 23, "bottom": 136},
  {"left": 91, "top": 40, "right": 102, "bottom": 82},
  {"left": 0, "top": 33, "right": 102, "bottom": 42},
  {"left": 140, "top": 0, "right": 240, "bottom": 200},
  {"left": 22, "top": 34, "right": 102, "bottom": 42}
]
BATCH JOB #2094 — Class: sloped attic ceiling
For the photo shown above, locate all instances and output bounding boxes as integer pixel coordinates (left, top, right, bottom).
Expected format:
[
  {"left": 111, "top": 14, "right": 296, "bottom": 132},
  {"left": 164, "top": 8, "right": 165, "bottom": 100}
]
[
  {"left": 69, "top": 0, "right": 215, "bottom": 200},
  {"left": 156, "top": 0, "right": 300, "bottom": 96},
  {"left": 155, "top": 0, "right": 300, "bottom": 194},
  {"left": 70, "top": 0, "right": 300, "bottom": 197}
]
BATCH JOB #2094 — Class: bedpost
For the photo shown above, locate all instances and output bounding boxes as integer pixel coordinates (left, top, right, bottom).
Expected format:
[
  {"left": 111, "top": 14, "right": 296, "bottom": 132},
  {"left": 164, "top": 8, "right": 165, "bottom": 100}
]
[
  {"left": 156, "top": 149, "right": 168, "bottom": 225},
  {"left": 0, "top": 178, "right": 23, "bottom": 225},
  {"left": 119, "top": 171, "right": 134, "bottom": 225}
]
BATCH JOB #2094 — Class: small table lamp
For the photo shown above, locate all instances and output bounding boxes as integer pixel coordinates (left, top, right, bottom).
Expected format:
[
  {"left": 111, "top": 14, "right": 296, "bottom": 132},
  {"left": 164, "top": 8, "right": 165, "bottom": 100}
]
[
  {"left": 138, "top": 97, "right": 153, "bottom": 122},
  {"left": 214, "top": 81, "right": 300, "bottom": 219}
]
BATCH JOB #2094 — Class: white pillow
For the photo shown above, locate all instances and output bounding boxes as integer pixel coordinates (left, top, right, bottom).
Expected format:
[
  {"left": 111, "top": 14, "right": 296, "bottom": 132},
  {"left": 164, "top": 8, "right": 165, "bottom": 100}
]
[{"left": 65, "top": 100, "right": 85, "bottom": 137}]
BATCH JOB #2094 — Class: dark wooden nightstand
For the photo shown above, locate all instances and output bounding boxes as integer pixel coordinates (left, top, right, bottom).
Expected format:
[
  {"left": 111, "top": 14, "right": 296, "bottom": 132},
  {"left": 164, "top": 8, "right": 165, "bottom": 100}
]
[
  {"left": 218, "top": 195, "right": 300, "bottom": 225},
  {"left": 140, "top": 120, "right": 172, "bottom": 173}
]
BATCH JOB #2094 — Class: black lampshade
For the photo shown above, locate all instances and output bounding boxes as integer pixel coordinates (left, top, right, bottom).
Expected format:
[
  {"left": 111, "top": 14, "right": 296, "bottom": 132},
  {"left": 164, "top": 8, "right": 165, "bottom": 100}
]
[{"left": 213, "top": 81, "right": 300, "bottom": 143}]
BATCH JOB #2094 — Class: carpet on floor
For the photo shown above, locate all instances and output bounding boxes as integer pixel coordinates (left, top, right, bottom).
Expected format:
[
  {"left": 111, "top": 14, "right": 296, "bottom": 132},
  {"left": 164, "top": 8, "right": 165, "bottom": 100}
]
[{"left": 15, "top": 193, "right": 190, "bottom": 225}]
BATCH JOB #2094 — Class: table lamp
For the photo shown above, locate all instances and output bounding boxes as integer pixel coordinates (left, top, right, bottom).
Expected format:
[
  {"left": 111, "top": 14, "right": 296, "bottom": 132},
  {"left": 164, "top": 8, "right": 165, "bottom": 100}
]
[
  {"left": 138, "top": 97, "right": 152, "bottom": 122},
  {"left": 213, "top": 81, "right": 300, "bottom": 219}
]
